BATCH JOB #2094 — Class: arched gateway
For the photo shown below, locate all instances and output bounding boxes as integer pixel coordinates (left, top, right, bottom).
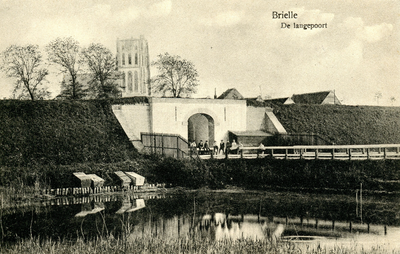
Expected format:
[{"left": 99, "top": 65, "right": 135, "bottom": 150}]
[
  {"left": 112, "top": 97, "right": 287, "bottom": 157},
  {"left": 188, "top": 113, "right": 214, "bottom": 146}
]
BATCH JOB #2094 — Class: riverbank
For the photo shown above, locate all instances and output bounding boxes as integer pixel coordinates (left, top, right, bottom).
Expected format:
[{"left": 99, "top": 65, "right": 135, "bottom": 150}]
[
  {"left": 1, "top": 232, "right": 397, "bottom": 254},
  {"left": 1, "top": 156, "right": 400, "bottom": 210}
]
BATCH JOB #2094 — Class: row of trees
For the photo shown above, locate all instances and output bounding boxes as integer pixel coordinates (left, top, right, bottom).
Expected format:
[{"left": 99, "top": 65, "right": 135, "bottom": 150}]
[
  {"left": 0, "top": 38, "right": 122, "bottom": 100},
  {"left": 0, "top": 37, "right": 200, "bottom": 100}
]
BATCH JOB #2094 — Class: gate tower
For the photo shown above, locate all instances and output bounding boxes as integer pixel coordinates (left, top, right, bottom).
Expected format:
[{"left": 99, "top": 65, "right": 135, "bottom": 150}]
[{"left": 116, "top": 36, "right": 151, "bottom": 97}]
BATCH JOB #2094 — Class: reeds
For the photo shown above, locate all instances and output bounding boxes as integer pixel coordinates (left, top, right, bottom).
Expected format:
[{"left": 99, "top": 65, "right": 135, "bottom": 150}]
[{"left": 1, "top": 235, "right": 397, "bottom": 254}]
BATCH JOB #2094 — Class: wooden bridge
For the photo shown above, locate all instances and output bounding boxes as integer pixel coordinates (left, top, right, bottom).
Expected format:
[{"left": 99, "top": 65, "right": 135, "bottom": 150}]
[
  {"left": 198, "top": 144, "right": 400, "bottom": 160},
  {"left": 140, "top": 133, "right": 400, "bottom": 160}
]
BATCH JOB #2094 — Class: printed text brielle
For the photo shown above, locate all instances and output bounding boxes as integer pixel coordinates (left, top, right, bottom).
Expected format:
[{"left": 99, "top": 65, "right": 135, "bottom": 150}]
[{"left": 272, "top": 11, "right": 328, "bottom": 30}]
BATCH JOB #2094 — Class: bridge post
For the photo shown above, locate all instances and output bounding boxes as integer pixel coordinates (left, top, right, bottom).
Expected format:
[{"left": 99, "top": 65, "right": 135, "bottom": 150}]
[
  {"left": 384, "top": 148, "right": 387, "bottom": 159},
  {"left": 176, "top": 136, "right": 179, "bottom": 159},
  {"left": 349, "top": 149, "right": 352, "bottom": 160},
  {"left": 367, "top": 149, "right": 370, "bottom": 159},
  {"left": 315, "top": 149, "right": 318, "bottom": 159},
  {"left": 285, "top": 149, "right": 288, "bottom": 159},
  {"left": 162, "top": 135, "right": 165, "bottom": 156},
  {"left": 332, "top": 148, "right": 335, "bottom": 159}
]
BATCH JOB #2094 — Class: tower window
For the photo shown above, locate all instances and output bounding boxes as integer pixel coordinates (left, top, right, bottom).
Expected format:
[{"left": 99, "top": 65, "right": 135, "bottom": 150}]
[
  {"left": 122, "top": 72, "right": 126, "bottom": 91},
  {"left": 128, "top": 53, "right": 132, "bottom": 65},
  {"left": 134, "top": 71, "right": 138, "bottom": 92},
  {"left": 135, "top": 53, "right": 138, "bottom": 65},
  {"left": 128, "top": 71, "right": 133, "bottom": 92},
  {"left": 142, "top": 70, "right": 145, "bottom": 93},
  {"left": 122, "top": 53, "right": 125, "bottom": 65},
  {"left": 224, "top": 107, "right": 226, "bottom": 121}
]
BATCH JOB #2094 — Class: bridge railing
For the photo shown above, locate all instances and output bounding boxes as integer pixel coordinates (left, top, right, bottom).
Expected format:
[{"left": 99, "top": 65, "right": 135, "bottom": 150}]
[
  {"left": 199, "top": 144, "right": 400, "bottom": 160},
  {"left": 141, "top": 132, "right": 189, "bottom": 159}
]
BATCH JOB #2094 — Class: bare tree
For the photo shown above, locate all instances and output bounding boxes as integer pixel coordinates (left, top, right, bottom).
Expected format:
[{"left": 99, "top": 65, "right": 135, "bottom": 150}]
[
  {"left": 375, "top": 91, "right": 382, "bottom": 105},
  {"left": 81, "top": 43, "right": 121, "bottom": 99},
  {"left": 390, "top": 96, "right": 396, "bottom": 106},
  {"left": 46, "top": 37, "right": 85, "bottom": 99},
  {"left": 0, "top": 44, "right": 49, "bottom": 100},
  {"left": 151, "top": 53, "right": 199, "bottom": 98}
]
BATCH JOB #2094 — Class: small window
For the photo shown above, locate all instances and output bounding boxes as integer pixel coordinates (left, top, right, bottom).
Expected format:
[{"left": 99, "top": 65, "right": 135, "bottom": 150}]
[
  {"left": 122, "top": 53, "right": 125, "bottom": 65},
  {"left": 122, "top": 73, "right": 126, "bottom": 91},
  {"left": 135, "top": 53, "right": 138, "bottom": 65},
  {"left": 134, "top": 71, "right": 138, "bottom": 92},
  {"left": 128, "top": 72, "right": 133, "bottom": 92},
  {"left": 224, "top": 107, "right": 226, "bottom": 121},
  {"left": 128, "top": 53, "right": 132, "bottom": 65}
]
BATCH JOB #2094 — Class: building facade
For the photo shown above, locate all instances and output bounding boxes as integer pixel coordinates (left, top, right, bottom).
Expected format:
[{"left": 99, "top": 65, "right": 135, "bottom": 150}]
[{"left": 116, "top": 36, "right": 151, "bottom": 97}]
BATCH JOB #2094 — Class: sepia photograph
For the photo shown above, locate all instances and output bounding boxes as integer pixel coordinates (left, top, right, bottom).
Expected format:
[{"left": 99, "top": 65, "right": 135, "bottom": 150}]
[{"left": 0, "top": 0, "right": 399, "bottom": 253}]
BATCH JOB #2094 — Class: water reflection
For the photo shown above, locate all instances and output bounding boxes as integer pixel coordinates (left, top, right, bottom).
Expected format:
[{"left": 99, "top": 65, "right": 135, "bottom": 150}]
[
  {"left": 0, "top": 191, "right": 399, "bottom": 249},
  {"left": 116, "top": 198, "right": 145, "bottom": 214},
  {"left": 75, "top": 202, "right": 105, "bottom": 217}
]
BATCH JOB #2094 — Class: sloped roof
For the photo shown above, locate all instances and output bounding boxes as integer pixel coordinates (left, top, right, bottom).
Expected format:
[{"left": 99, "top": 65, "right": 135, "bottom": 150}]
[
  {"left": 291, "top": 91, "right": 332, "bottom": 104},
  {"left": 246, "top": 95, "right": 264, "bottom": 102},
  {"left": 264, "top": 97, "right": 295, "bottom": 105},
  {"left": 218, "top": 88, "right": 244, "bottom": 99}
]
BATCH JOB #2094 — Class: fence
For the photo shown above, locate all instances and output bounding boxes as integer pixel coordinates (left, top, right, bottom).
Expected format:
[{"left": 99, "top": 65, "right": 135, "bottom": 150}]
[
  {"left": 41, "top": 184, "right": 164, "bottom": 197},
  {"left": 141, "top": 132, "right": 189, "bottom": 158},
  {"left": 199, "top": 144, "right": 400, "bottom": 160}
]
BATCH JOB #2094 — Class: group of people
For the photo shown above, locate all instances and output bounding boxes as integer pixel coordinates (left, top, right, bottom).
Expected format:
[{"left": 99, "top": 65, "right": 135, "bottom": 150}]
[{"left": 189, "top": 139, "right": 244, "bottom": 155}]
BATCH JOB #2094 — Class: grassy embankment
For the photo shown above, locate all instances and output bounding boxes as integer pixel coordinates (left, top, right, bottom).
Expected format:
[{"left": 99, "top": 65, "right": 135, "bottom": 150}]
[
  {"left": 252, "top": 102, "right": 400, "bottom": 145},
  {"left": 0, "top": 99, "right": 139, "bottom": 205}
]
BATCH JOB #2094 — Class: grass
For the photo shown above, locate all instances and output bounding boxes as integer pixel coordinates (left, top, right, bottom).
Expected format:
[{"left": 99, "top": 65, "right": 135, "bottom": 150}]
[
  {"left": 271, "top": 104, "right": 400, "bottom": 145},
  {"left": 1, "top": 235, "right": 398, "bottom": 254}
]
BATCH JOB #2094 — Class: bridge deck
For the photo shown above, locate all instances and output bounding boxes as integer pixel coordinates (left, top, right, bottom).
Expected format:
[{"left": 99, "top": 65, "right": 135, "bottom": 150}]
[{"left": 197, "top": 144, "right": 400, "bottom": 160}]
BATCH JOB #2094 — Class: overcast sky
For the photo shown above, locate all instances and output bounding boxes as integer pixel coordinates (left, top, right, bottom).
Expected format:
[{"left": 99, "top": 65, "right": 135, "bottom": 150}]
[{"left": 0, "top": 0, "right": 398, "bottom": 105}]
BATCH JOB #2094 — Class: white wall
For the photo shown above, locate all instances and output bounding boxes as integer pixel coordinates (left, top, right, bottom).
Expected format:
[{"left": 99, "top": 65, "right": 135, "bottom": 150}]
[
  {"left": 246, "top": 106, "right": 267, "bottom": 131},
  {"left": 112, "top": 104, "right": 151, "bottom": 141},
  {"left": 112, "top": 98, "right": 285, "bottom": 150},
  {"left": 150, "top": 98, "right": 247, "bottom": 142}
]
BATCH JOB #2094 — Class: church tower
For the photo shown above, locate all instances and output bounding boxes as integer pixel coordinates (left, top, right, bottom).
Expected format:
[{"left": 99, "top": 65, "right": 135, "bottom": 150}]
[{"left": 116, "top": 36, "right": 151, "bottom": 97}]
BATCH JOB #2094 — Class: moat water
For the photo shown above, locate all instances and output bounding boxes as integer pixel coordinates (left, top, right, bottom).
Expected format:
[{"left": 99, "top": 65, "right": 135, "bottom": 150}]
[{"left": 1, "top": 190, "right": 399, "bottom": 250}]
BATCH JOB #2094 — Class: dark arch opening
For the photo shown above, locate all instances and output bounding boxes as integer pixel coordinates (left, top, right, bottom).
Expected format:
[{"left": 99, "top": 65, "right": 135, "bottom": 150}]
[{"left": 188, "top": 113, "right": 214, "bottom": 147}]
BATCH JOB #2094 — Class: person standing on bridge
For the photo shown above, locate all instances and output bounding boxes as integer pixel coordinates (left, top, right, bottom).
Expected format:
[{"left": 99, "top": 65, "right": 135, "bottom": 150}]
[
  {"left": 190, "top": 140, "right": 197, "bottom": 155},
  {"left": 198, "top": 140, "right": 204, "bottom": 154},
  {"left": 204, "top": 140, "right": 210, "bottom": 153},
  {"left": 226, "top": 141, "right": 231, "bottom": 154},
  {"left": 219, "top": 140, "right": 225, "bottom": 155},
  {"left": 258, "top": 142, "right": 265, "bottom": 155},
  {"left": 230, "top": 140, "right": 238, "bottom": 154},
  {"left": 213, "top": 140, "right": 219, "bottom": 155}
]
